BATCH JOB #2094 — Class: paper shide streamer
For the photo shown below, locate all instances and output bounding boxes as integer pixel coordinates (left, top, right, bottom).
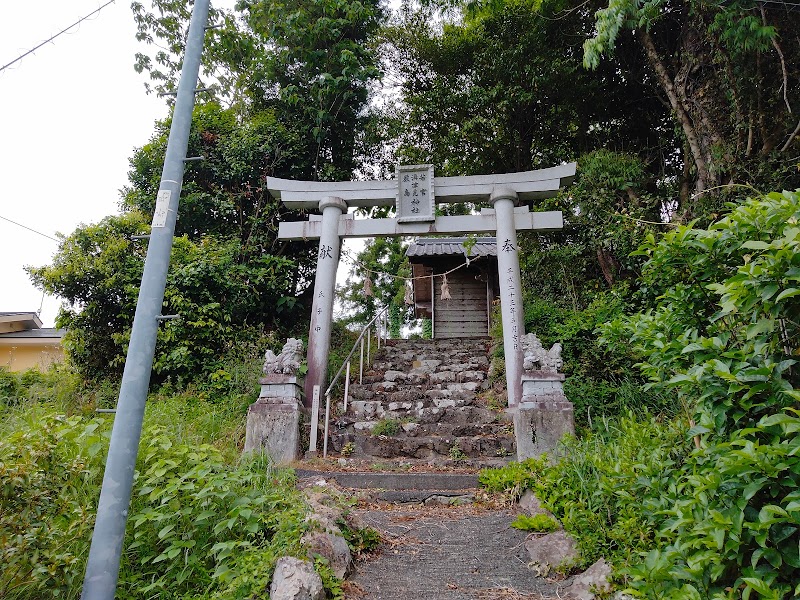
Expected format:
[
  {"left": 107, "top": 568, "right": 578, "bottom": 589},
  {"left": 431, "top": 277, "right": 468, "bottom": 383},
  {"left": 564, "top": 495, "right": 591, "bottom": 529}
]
[{"left": 440, "top": 273, "right": 452, "bottom": 301}]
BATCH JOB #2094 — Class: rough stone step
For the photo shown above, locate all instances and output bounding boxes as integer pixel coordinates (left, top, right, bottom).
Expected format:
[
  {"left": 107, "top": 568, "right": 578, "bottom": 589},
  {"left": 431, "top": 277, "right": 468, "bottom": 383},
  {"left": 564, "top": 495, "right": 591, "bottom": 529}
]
[
  {"left": 295, "top": 470, "right": 479, "bottom": 490},
  {"left": 337, "top": 419, "right": 510, "bottom": 438},
  {"left": 347, "top": 380, "right": 487, "bottom": 402},
  {"left": 372, "top": 490, "right": 476, "bottom": 504},
  {"left": 339, "top": 405, "right": 510, "bottom": 427},
  {"left": 330, "top": 337, "right": 506, "bottom": 464},
  {"left": 342, "top": 402, "right": 505, "bottom": 426},
  {"left": 333, "top": 433, "right": 515, "bottom": 459}
]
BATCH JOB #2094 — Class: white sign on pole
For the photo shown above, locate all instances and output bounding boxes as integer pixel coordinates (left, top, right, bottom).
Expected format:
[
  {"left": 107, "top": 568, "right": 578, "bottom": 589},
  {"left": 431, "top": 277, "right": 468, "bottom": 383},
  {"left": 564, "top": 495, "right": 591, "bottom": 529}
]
[
  {"left": 396, "top": 164, "right": 435, "bottom": 223},
  {"left": 152, "top": 190, "right": 171, "bottom": 228}
]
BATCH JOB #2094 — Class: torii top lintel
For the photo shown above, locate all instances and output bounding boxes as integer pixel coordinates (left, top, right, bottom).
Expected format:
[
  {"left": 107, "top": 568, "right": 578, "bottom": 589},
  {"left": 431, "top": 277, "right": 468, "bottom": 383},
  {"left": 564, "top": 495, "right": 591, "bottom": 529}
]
[
  {"left": 270, "top": 163, "right": 576, "bottom": 240},
  {"left": 268, "top": 163, "right": 577, "bottom": 210}
]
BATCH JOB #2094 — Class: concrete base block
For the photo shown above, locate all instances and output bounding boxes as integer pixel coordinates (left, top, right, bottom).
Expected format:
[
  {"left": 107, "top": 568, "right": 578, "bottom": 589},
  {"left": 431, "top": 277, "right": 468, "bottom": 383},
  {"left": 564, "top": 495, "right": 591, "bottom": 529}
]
[
  {"left": 522, "top": 370, "right": 565, "bottom": 397},
  {"left": 258, "top": 374, "right": 304, "bottom": 404},
  {"left": 513, "top": 399, "right": 575, "bottom": 460},
  {"left": 244, "top": 401, "right": 303, "bottom": 464}
]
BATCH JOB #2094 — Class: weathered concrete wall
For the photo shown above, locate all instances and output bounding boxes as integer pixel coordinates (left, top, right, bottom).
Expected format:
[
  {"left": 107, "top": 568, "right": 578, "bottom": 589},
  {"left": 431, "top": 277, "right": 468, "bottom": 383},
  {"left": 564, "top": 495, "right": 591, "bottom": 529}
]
[
  {"left": 244, "top": 375, "right": 305, "bottom": 464},
  {"left": 514, "top": 371, "right": 575, "bottom": 460}
]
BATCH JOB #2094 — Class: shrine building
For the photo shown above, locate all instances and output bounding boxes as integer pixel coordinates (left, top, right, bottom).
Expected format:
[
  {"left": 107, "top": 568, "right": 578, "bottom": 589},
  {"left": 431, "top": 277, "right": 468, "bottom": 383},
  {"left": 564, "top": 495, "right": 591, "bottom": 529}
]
[{"left": 406, "top": 237, "right": 499, "bottom": 339}]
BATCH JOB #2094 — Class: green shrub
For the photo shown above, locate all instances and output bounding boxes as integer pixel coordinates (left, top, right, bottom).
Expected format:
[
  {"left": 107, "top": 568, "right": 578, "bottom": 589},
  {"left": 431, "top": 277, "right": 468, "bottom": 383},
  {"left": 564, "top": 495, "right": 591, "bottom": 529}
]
[
  {"left": 448, "top": 443, "right": 467, "bottom": 461},
  {"left": 478, "top": 459, "right": 539, "bottom": 500},
  {"left": 119, "top": 433, "right": 308, "bottom": 598},
  {"left": 0, "top": 415, "right": 109, "bottom": 597},
  {"left": 336, "top": 519, "right": 381, "bottom": 557},
  {"left": 0, "top": 401, "right": 313, "bottom": 599},
  {"left": 480, "top": 414, "right": 688, "bottom": 572},
  {"left": 314, "top": 557, "right": 344, "bottom": 600},
  {"left": 601, "top": 190, "right": 800, "bottom": 597},
  {"left": 565, "top": 376, "right": 675, "bottom": 428},
  {"left": 510, "top": 513, "right": 560, "bottom": 533},
  {"left": 0, "top": 368, "right": 21, "bottom": 404},
  {"left": 371, "top": 418, "right": 401, "bottom": 436}
]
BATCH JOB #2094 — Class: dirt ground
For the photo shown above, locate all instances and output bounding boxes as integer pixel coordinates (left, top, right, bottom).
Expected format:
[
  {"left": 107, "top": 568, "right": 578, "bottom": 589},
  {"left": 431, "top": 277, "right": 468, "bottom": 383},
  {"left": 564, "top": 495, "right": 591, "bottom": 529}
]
[{"left": 344, "top": 503, "right": 574, "bottom": 600}]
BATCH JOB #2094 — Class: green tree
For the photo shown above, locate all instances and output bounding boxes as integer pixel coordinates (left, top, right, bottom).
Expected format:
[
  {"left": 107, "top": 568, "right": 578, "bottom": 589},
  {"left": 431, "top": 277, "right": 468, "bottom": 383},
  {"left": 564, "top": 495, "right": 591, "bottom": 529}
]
[
  {"left": 122, "top": 102, "right": 317, "bottom": 302},
  {"left": 28, "top": 211, "right": 300, "bottom": 384},
  {"left": 133, "top": 0, "right": 386, "bottom": 181},
  {"left": 338, "top": 238, "right": 413, "bottom": 330},
  {"left": 31, "top": 0, "right": 387, "bottom": 382},
  {"left": 585, "top": 0, "right": 800, "bottom": 212},
  {"left": 386, "top": 0, "right": 673, "bottom": 176}
]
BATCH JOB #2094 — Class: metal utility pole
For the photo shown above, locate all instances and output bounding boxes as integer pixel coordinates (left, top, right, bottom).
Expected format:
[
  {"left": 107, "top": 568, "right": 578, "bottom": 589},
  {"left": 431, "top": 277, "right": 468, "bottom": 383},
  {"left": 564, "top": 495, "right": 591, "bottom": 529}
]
[{"left": 80, "top": 1, "right": 210, "bottom": 597}]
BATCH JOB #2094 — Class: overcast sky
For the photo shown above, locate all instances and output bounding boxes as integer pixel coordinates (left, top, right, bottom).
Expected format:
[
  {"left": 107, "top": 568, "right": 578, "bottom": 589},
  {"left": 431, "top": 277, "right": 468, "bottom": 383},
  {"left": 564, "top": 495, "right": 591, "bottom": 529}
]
[
  {"left": 1, "top": 1, "right": 372, "bottom": 329},
  {"left": 1, "top": 1, "right": 171, "bottom": 326}
]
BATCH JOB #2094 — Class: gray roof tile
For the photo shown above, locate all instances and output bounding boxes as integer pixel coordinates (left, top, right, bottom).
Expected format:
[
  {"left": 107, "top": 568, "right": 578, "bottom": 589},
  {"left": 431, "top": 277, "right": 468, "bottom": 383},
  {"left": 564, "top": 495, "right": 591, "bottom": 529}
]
[{"left": 406, "top": 237, "right": 497, "bottom": 258}]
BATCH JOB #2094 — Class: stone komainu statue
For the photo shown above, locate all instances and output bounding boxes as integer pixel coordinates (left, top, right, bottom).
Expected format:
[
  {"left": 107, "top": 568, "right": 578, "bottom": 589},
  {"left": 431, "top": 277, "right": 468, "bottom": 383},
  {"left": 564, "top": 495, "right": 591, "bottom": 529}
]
[
  {"left": 263, "top": 338, "right": 304, "bottom": 375},
  {"left": 522, "top": 333, "right": 563, "bottom": 373}
]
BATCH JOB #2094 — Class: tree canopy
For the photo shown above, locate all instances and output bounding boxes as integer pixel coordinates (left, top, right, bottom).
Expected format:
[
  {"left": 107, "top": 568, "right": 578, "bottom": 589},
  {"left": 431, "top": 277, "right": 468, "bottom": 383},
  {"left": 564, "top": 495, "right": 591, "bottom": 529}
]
[
  {"left": 32, "top": 0, "right": 387, "bottom": 383},
  {"left": 29, "top": 0, "right": 800, "bottom": 390},
  {"left": 585, "top": 0, "right": 800, "bottom": 210}
]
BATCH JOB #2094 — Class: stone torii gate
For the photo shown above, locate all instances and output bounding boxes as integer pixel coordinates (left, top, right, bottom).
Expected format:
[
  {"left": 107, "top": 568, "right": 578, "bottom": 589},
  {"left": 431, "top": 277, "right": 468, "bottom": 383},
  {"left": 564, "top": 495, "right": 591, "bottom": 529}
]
[{"left": 269, "top": 163, "right": 576, "bottom": 417}]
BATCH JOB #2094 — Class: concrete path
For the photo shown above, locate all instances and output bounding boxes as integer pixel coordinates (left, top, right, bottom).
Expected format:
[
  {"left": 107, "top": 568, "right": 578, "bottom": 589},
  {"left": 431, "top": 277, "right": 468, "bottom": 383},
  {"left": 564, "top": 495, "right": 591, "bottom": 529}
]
[{"left": 345, "top": 503, "right": 572, "bottom": 600}]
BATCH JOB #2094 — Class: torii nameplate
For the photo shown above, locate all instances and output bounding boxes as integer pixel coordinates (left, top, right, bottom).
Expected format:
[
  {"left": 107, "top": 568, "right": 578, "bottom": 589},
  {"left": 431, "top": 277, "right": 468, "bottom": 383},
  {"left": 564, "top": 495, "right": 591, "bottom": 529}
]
[
  {"left": 269, "top": 163, "right": 576, "bottom": 240},
  {"left": 396, "top": 164, "right": 435, "bottom": 223}
]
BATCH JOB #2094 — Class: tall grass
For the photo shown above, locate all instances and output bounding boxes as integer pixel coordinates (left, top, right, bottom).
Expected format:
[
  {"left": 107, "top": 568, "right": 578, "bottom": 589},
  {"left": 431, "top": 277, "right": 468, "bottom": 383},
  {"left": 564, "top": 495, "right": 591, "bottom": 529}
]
[{"left": 0, "top": 362, "right": 311, "bottom": 599}]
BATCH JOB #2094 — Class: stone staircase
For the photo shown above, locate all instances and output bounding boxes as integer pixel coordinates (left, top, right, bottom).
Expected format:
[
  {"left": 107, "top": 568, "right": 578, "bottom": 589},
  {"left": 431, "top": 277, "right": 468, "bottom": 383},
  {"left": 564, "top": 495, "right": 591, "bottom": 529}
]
[{"left": 329, "top": 338, "right": 515, "bottom": 464}]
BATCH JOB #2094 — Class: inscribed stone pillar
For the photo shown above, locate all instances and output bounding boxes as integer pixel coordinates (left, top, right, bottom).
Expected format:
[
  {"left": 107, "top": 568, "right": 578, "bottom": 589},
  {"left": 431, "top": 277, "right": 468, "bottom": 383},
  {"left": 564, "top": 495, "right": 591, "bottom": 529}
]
[
  {"left": 305, "top": 196, "right": 347, "bottom": 407},
  {"left": 491, "top": 187, "right": 525, "bottom": 408}
]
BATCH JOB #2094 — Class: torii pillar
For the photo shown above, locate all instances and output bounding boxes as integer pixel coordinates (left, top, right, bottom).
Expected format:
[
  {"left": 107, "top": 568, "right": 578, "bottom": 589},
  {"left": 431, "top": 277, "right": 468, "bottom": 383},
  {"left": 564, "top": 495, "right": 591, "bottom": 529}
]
[
  {"left": 306, "top": 196, "right": 348, "bottom": 406},
  {"left": 491, "top": 187, "right": 525, "bottom": 408}
]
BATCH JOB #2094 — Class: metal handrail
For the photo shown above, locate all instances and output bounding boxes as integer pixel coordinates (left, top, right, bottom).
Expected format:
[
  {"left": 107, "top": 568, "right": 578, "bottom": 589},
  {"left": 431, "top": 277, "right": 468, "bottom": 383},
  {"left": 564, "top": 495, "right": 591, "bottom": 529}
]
[
  {"left": 321, "top": 304, "right": 390, "bottom": 457},
  {"left": 325, "top": 304, "right": 389, "bottom": 398}
]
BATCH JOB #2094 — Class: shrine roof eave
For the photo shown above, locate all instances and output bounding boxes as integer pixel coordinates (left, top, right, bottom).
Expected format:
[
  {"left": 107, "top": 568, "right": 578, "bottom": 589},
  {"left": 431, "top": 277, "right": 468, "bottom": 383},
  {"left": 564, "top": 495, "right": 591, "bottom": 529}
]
[{"left": 267, "top": 163, "right": 576, "bottom": 210}]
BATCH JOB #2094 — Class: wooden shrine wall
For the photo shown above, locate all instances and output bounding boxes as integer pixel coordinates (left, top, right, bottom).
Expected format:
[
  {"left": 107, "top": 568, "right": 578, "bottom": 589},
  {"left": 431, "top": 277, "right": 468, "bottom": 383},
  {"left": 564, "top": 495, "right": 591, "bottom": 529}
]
[{"left": 433, "top": 265, "right": 489, "bottom": 338}]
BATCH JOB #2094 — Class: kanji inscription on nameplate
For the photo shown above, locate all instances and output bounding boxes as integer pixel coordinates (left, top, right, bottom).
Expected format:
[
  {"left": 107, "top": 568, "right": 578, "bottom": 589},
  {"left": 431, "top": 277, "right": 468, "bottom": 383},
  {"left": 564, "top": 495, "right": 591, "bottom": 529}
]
[
  {"left": 152, "top": 190, "right": 171, "bottom": 228},
  {"left": 396, "top": 164, "right": 435, "bottom": 223}
]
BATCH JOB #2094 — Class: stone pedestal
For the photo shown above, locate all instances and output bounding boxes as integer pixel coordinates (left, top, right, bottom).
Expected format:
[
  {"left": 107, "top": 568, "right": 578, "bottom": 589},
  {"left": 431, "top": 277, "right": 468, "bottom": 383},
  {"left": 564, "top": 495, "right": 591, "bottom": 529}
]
[
  {"left": 513, "top": 371, "right": 574, "bottom": 460},
  {"left": 244, "top": 374, "right": 305, "bottom": 464}
]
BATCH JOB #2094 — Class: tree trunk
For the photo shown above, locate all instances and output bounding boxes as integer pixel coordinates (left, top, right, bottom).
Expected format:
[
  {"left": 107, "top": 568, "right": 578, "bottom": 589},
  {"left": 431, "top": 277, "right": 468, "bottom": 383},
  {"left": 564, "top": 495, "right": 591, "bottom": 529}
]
[
  {"left": 596, "top": 247, "right": 618, "bottom": 287},
  {"left": 638, "top": 29, "right": 712, "bottom": 197}
]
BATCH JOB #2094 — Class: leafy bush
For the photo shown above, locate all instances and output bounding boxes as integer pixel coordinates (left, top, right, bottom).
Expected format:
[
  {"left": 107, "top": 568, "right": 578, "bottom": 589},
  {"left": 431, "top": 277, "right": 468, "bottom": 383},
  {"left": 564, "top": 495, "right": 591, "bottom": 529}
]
[
  {"left": 0, "top": 394, "right": 318, "bottom": 599},
  {"left": 487, "top": 191, "right": 800, "bottom": 595},
  {"left": 448, "top": 443, "right": 467, "bottom": 461},
  {"left": 601, "top": 190, "right": 800, "bottom": 597},
  {"left": 28, "top": 211, "right": 309, "bottom": 385},
  {"left": 119, "top": 434, "right": 308, "bottom": 599},
  {"left": 336, "top": 519, "right": 381, "bottom": 557},
  {"left": 371, "top": 418, "right": 401, "bottom": 436},
  {"left": 0, "top": 415, "right": 107, "bottom": 597},
  {"left": 478, "top": 459, "right": 539, "bottom": 500},
  {"left": 0, "top": 367, "right": 21, "bottom": 404},
  {"left": 0, "top": 367, "right": 83, "bottom": 408},
  {"left": 481, "top": 414, "right": 688, "bottom": 572}
]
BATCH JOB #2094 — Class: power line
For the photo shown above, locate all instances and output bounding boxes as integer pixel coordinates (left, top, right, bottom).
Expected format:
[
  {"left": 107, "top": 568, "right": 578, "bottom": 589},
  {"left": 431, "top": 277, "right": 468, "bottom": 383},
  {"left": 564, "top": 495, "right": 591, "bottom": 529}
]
[
  {"left": 0, "top": 214, "right": 60, "bottom": 243},
  {"left": 1, "top": 0, "right": 117, "bottom": 74}
]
